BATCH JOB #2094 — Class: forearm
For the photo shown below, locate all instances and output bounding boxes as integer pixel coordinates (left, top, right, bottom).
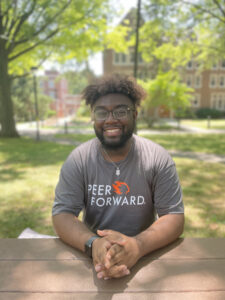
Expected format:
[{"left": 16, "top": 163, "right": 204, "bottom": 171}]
[
  {"left": 52, "top": 213, "right": 95, "bottom": 252},
  {"left": 135, "top": 213, "right": 184, "bottom": 258}
]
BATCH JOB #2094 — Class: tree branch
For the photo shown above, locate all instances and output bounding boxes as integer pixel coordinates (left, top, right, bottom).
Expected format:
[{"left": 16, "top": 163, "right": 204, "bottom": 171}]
[
  {"left": 8, "top": 0, "right": 72, "bottom": 53},
  {"left": 182, "top": 0, "right": 225, "bottom": 24},
  {"left": 8, "top": 28, "right": 58, "bottom": 61},
  {"left": 212, "top": 0, "right": 225, "bottom": 18},
  {"left": 10, "top": 1, "right": 37, "bottom": 45},
  {"left": 10, "top": 50, "right": 53, "bottom": 80}
]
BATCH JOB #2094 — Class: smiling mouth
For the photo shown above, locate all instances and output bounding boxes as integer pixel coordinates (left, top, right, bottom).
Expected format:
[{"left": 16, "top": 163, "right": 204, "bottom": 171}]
[{"left": 104, "top": 128, "right": 122, "bottom": 137}]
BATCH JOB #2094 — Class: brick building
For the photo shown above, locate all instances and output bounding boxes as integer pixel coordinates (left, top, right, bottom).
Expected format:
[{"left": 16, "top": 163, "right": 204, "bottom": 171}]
[
  {"left": 103, "top": 10, "right": 225, "bottom": 116},
  {"left": 41, "top": 70, "right": 81, "bottom": 118}
]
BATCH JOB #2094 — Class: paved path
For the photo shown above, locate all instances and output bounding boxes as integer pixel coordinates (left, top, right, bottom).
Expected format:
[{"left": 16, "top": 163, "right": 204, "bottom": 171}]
[{"left": 18, "top": 126, "right": 225, "bottom": 164}]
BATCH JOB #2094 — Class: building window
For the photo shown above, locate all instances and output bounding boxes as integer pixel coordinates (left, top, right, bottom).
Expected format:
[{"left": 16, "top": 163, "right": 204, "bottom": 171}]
[
  {"left": 191, "top": 94, "right": 200, "bottom": 107},
  {"left": 219, "top": 75, "right": 225, "bottom": 88},
  {"left": 211, "top": 93, "right": 225, "bottom": 111},
  {"left": 121, "top": 53, "right": 126, "bottom": 63},
  {"left": 48, "top": 79, "right": 55, "bottom": 88},
  {"left": 114, "top": 53, "right": 120, "bottom": 63},
  {"left": 186, "top": 75, "right": 192, "bottom": 87},
  {"left": 212, "top": 62, "right": 218, "bottom": 70},
  {"left": 221, "top": 60, "right": 225, "bottom": 69},
  {"left": 49, "top": 91, "right": 55, "bottom": 99},
  {"left": 209, "top": 75, "right": 217, "bottom": 88},
  {"left": 195, "top": 75, "right": 202, "bottom": 88},
  {"left": 113, "top": 52, "right": 128, "bottom": 64},
  {"left": 187, "top": 60, "right": 193, "bottom": 70},
  {"left": 129, "top": 51, "right": 135, "bottom": 63}
]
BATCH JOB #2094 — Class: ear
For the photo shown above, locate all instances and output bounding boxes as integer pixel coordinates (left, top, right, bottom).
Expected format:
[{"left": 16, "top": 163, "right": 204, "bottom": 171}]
[{"left": 133, "top": 109, "right": 138, "bottom": 120}]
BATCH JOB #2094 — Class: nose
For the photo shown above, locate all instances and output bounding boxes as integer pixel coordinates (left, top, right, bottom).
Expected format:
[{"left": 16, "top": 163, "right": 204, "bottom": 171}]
[{"left": 105, "top": 111, "right": 117, "bottom": 123}]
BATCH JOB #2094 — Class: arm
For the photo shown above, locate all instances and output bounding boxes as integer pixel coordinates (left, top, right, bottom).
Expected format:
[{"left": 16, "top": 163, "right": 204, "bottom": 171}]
[
  {"left": 98, "top": 213, "right": 184, "bottom": 272},
  {"left": 52, "top": 213, "right": 130, "bottom": 279},
  {"left": 52, "top": 213, "right": 95, "bottom": 252}
]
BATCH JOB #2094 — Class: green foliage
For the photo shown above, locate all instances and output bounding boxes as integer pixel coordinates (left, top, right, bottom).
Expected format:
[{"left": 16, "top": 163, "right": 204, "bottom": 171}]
[
  {"left": 196, "top": 108, "right": 225, "bottom": 119},
  {"left": 76, "top": 100, "right": 91, "bottom": 118},
  {"left": 12, "top": 77, "right": 53, "bottom": 122},
  {"left": 139, "top": 71, "right": 193, "bottom": 126},
  {"left": 63, "top": 69, "right": 94, "bottom": 95}
]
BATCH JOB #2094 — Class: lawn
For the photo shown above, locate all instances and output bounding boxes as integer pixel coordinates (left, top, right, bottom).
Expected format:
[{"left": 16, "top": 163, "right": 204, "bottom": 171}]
[
  {"left": 0, "top": 136, "right": 224, "bottom": 238},
  {"left": 54, "top": 133, "right": 225, "bottom": 155},
  {"left": 180, "top": 119, "right": 225, "bottom": 130}
]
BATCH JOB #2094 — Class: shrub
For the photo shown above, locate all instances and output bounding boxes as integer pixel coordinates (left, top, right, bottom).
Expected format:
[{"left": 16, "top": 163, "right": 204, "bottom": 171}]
[{"left": 196, "top": 108, "right": 225, "bottom": 119}]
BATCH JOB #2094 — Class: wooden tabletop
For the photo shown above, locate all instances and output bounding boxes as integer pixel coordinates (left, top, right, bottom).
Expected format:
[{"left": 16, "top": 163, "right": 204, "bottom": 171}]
[{"left": 0, "top": 238, "right": 225, "bottom": 299}]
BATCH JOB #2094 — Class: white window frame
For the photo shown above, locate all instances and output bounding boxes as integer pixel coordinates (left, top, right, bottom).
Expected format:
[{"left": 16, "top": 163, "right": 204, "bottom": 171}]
[
  {"left": 48, "top": 79, "right": 55, "bottom": 88},
  {"left": 209, "top": 74, "right": 217, "bottom": 88},
  {"left": 220, "top": 60, "right": 225, "bottom": 70},
  {"left": 219, "top": 75, "right": 225, "bottom": 88},
  {"left": 194, "top": 75, "right": 202, "bottom": 88},
  {"left": 191, "top": 94, "right": 200, "bottom": 107},
  {"left": 210, "top": 93, "right": 225, "bottom": 111},
  {"left": 212, "top": 62, "right": 218, "bottom": 70},
  {"left": 187, "top": 60, "right": 193, "bottom": 70},
  {"left": 186, "top": 75, "right": 193, "bottom": 87}
]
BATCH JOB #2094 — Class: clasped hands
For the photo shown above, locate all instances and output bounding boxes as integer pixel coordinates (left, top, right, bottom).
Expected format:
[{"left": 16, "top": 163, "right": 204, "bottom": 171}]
[{"left": 92, "top": 229, "right": 141, "bottom": 280}]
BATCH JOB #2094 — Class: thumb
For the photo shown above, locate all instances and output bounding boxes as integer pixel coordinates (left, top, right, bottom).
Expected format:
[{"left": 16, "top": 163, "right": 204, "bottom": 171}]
[{"left": 97, "top": 229, "right": 114, "bottom": 237}]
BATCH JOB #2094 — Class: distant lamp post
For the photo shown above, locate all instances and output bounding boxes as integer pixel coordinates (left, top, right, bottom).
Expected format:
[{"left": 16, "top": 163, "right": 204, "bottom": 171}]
[{"left": 31, "top": 67, "right": 40, "bottom": 141}]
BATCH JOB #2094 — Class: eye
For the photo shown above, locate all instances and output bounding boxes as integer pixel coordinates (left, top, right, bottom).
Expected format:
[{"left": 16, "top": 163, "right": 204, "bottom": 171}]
[
  {"left": 95, "top": 110, "right": 107, "bottom": 119},
  {"left": 114, "top": 108, "right": 127, "bottom": 118}
]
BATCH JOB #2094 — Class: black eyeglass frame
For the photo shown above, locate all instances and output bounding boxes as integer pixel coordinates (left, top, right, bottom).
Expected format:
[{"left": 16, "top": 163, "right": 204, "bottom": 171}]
[{"left": 93, "top": 106, "right": 136, "bottom": 121}]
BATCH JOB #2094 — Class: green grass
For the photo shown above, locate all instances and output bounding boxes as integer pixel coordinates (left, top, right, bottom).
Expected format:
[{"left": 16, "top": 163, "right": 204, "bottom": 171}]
[
  {"left": 54, "top": 133, "right": 95, "bottom": 143},
  {"left": 181, "top": 119, "right": 225, "bottom": 130},
  {"left": 175, "top": 158, "right": 225, "bottom": 237},
  {"left": 0, "top": 137, "right": 74, "bottom": 238},
  {"left": 53, "top": 133, "right": 225, "bottom": 155},
  {"left": 0, "top": 136, "right": 224, "bottom": 238},
  {"left": 140, "top": 133, "right": 225, "bottom": 155}
]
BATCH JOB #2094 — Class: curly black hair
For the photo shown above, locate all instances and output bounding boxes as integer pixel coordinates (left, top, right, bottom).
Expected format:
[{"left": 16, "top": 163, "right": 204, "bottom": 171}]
[{"left": 82, "top": 74, "right": 146, "bottom": 107}]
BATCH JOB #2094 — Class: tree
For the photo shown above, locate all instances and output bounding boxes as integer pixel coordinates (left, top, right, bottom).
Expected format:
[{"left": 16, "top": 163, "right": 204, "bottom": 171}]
[
  {"left": 0, "top": 0, "right": 115, "bottom": 137},
  {"left": 141, "top": 0, "right": 225, "bottom": 67},
  {"left": 11, "top": 77, "right": 53, "bottom": 122},
  {"left": 139, "top": 71, "right": 193, "bottom": 127}
]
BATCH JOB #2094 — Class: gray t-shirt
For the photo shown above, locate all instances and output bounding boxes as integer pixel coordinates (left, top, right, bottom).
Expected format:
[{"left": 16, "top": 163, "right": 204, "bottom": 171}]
[{"left": 52, "top": 135, "right": 184, "bottom": 236}]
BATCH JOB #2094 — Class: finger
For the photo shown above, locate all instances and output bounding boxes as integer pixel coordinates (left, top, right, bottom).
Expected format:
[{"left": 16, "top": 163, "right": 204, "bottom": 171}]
[
  {"left": 105, "top": 245, "right": 122, "bottom": 269},
  {"left": 104, "top": 265, "right": 130, "bottom": 279},
  {"left": 94, "top": 263, "right": 104, "bottom": 273},
  {"left": 97, "top": 229, "right": 115, "bottom": 237}
]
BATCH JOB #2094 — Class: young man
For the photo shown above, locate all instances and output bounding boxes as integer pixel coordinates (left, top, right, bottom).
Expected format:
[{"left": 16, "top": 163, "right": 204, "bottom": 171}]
[{"left": 52, "top": 74, "right": 184, "bottom": 280}]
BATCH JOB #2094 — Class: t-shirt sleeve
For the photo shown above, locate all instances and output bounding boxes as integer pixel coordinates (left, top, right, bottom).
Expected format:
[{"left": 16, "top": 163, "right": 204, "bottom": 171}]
[
  {"left": 52, "top": 151, "right": 85, "bottom": 217},
  {"left": 152, "top": 162, "right": 184, "bottom": 217}
]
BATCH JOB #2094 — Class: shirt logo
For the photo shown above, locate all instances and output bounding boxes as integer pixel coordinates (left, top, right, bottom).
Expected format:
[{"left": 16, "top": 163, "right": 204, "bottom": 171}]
[
  {"left": 88, "top": 181, "right": 145, "bottom": 207},
  {"left": 112, "top": 181, "right": 130, "bottom": 195}
]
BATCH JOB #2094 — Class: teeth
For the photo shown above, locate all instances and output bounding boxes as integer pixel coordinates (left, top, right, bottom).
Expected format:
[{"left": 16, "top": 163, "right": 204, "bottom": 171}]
[{"left": 106, "top": 129, "right": 119, "bottom": 132}]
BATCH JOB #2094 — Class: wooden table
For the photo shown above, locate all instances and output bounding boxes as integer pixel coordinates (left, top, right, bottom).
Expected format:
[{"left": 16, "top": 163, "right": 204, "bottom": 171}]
[{"left": 0, "top": 238, "right": 225, "bottom": 299}]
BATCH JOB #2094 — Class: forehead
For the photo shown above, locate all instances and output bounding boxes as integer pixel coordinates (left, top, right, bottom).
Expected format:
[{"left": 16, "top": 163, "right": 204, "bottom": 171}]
[{"left": 93, "top": 93, "right": 133, "bottom": 109}]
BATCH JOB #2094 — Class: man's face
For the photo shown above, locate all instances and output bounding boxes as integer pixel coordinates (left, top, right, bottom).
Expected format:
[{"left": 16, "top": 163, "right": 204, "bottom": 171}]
[{"left": 92, "top": 93, "right": 137, "bottom": 150}]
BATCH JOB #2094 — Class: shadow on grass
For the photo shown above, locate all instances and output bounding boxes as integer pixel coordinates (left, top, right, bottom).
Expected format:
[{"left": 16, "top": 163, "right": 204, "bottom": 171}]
[
  {"left": 142, "top": 134, "right": 225, "bottom": 155},
  {"left": 0, "top": 167, "right": 25, "bottom": 182},
  {"left": 0, "top": 137, "right": 75, "bottom": 167}
]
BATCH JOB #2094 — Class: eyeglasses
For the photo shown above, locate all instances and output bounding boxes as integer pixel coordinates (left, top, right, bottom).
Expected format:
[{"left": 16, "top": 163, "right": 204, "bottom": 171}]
[{"left": 93, "top": 106, "right": 135, "bottom": 121}]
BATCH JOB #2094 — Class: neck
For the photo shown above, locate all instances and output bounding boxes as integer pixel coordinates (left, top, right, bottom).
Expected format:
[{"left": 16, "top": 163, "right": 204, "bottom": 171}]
[{"left": 101, "top": 137, "right": 133, "bottom": 162}]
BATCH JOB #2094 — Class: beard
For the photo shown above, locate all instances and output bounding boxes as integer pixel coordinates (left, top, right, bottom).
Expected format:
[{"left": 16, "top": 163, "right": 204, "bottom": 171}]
[{"left": 94, "top": 121, "right": 136, "bottom": 150}]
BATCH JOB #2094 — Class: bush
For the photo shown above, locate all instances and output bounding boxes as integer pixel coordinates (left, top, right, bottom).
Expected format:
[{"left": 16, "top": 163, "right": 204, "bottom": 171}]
[
  {"left": 174, "top": 108, "right": 196, "bottom": 119},
  {"left": 196, "top": 108, "right": 225, "bottom": 119}
]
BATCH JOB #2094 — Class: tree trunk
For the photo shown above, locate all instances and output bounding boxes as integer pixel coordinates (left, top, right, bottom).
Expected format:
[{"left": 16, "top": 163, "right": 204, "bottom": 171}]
[{"left": 0, "top": 41, "right": 19, "bottom": 137}]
